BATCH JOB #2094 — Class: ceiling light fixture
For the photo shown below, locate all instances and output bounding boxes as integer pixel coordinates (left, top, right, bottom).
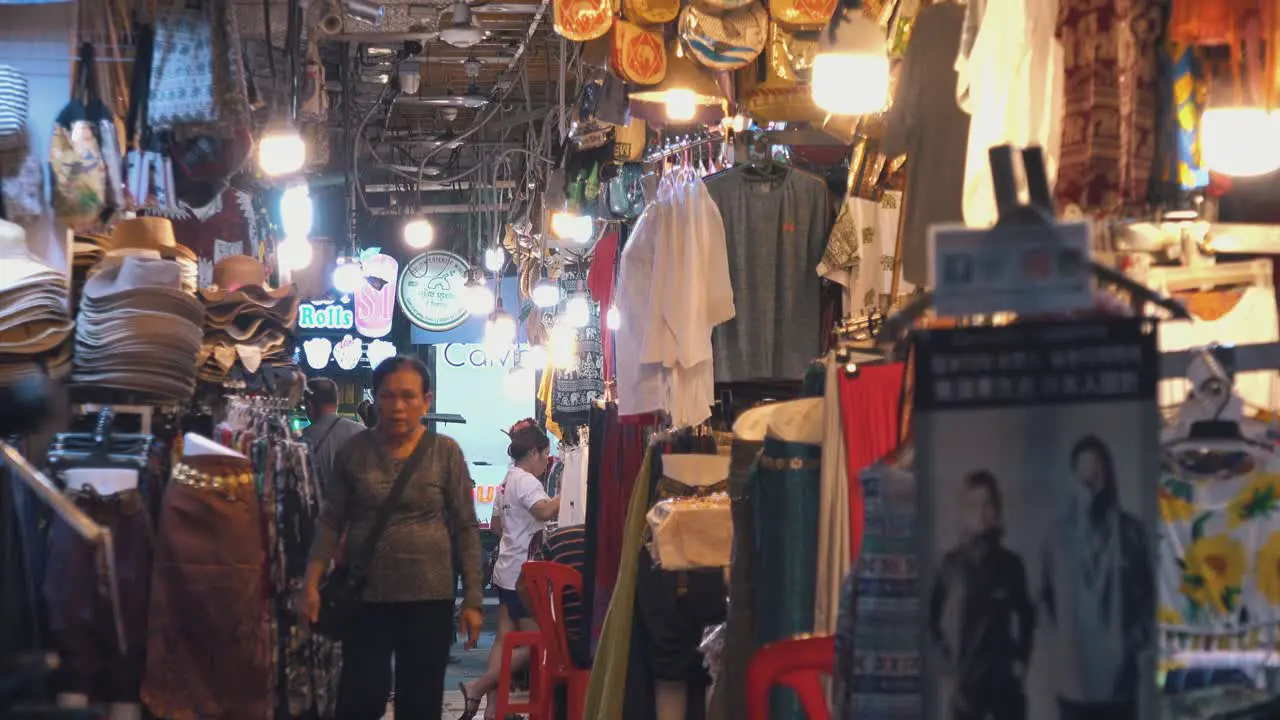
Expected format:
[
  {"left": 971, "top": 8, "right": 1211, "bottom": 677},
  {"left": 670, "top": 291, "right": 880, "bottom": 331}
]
[
  {"left": 277, "top": 237, "right": 314, "bottom": 271},
  {"left": 259, "top": 121, "right": 306, "bottom": 177},
  {"left": 812, "top": 12, "right": 889, "bottom": 116},
  {"left": 531, "top": 276, "right": 561, "bottom": 308},
  {"left": 279, "top": 184, "right": 313, "bottom": 239},
  {"left": 439, "top": 0, "right": 485, "bottom": 48},
  {"left": 403, "top": 217, "right": 435, "bottom": 249},
  {"left": 333, "top": 257, "right": 366, "bottom": 295},
  {"left": 550, "top": 210, "right": 594, "bottom": 245},
  {"left": 484, "top": 247, "right": 506, "bottom": 272},
  {"left": 346, "top": 0, "right": 385, "bottom": 25},
  {"left": 629, "top": 46, "right": 726, "bottom": 126}
]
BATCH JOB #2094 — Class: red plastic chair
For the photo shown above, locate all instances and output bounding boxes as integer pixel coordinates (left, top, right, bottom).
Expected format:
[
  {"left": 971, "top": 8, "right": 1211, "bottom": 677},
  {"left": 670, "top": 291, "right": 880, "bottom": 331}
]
[
  {"left": 746, "top": 635, "right": 836, "bottom": 720},
  {"left": 521, "top": 561, "right": 591, "bottom": 720},
  {"left": 494, "top": 629, "right": 544, "bottom": 720}
]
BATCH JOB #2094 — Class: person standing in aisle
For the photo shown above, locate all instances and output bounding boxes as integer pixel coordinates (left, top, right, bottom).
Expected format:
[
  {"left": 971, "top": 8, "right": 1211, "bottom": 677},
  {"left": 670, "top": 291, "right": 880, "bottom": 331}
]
[
  {"left": 1040, "top": 436, "right": 1153, "bottom": 720},
  {"left": 303, "top": 378, "right": 365, "bottom": 484},
  {"left": 929, "top": 470, "right": 1034, "bottom": 720},
  {"left": 298, "top": 356, "right": 485, "bottom": 720},
  {"left": 458, "top": 419, "right": 560, "bottom": 720}
]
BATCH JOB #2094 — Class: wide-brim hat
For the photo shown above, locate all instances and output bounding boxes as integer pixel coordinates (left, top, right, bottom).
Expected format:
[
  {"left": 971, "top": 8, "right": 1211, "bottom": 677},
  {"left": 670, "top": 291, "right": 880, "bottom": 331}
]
[
  {"left": 203, "top": 296, "right": 300, "bottom": 327},
  {"left": 107, "top": 218, "right": 198, "bottom": 263},
  {"left": 200, "top": 255, "right": 294, "bottom": 305},
  {"left": 75, "top": 315, "right": 202, "bottom": 349},
  {"left": 82, "top": 256, "right": 205, "bottom": 324},
  {"left": 0, "top": 220, "right": 64, "bottom": 293},
  {"left": 69, "top": 371, "right": 195, "bottom": 403}
]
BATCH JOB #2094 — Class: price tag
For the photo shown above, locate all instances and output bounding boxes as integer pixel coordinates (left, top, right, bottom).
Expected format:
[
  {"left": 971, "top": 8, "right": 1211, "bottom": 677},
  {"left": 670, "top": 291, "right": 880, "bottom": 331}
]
[{"left": 928, "top": 221, "right": 1093, "bottom": 317}]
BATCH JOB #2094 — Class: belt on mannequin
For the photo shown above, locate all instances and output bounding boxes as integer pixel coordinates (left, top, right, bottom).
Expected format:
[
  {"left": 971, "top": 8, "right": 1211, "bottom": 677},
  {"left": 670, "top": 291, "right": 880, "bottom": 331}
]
[{"left": 171, "top": 462, "right": 254, "bottom": 501}]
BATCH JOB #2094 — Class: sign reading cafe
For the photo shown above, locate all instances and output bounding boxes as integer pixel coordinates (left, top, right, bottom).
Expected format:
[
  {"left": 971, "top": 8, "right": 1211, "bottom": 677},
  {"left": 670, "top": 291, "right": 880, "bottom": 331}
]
[{"left": 397, "top": 250, "right": 472, "bottom": 332}]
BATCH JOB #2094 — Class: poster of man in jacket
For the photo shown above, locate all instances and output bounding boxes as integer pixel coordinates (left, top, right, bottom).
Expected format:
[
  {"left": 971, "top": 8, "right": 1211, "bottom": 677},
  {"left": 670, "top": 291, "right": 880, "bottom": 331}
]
[{"left": 914, "top": 318, "right": 1160, "bottom": 720}]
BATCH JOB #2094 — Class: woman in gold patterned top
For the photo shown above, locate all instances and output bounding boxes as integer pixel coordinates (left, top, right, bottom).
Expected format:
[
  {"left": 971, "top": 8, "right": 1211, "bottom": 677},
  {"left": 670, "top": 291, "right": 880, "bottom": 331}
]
[{"left": 299, "top": 355, "right": 484, "bottom": 720}]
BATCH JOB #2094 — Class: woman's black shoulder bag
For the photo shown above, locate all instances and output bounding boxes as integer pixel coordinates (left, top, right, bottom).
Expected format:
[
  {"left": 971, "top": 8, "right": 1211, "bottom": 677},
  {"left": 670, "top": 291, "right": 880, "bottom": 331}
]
[{"left": 315, "top": 432, "right": 433, "bottom": 639}]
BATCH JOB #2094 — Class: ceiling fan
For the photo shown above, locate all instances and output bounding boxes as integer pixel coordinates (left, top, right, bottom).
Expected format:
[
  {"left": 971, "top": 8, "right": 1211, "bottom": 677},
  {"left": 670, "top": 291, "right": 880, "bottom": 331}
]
[{"left": 340, "top": 0, "right": 491, "bottom": 48}]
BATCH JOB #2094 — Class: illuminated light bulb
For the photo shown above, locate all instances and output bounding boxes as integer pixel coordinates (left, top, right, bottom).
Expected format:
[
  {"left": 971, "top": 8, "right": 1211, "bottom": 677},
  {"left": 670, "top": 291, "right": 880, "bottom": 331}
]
[
  {"left": 550, "top": 323, "right": 578, "bottom": 369},
  {"left": 464, "top": 282, "right": 496, "bottom": 316},
  {"left": 523, "top": 344, "right": 548, "bottom": 371},
  {"left": 277, "top": 237, "right": 313, "bottom": 270},
  {"left": 259, "top": 126, "right": 307, "bottom": 176},
  {"left": 531, "top": 277, "right": 561, "bottom": 308},
  {"left": 403, "top": 218, "right": 434, "bottom": 249},
  {"left": 1202, "top": 107, "right": 1280, "bottom": 177},
  {"left": 664, "top": 88, "right": 698, "bottom": 122},
  {"left": 564, "top": 294, "right": 590, "bottom": 329},
  {"left": 484, "top": 247, "right": 506, "bottom": 272},
  {"left": 280, "top": 184, "right": 313, "bottom": 239},
  {"left": 484, "top": 311, "right": 517, "bottom": 355},
  {"left": 606, "top": 303, "right": 621, "bottom": 331},
  {"left": 332, "top": 259, "right": 365, "bottom": 295},
  {"left": 812, "top": 13, "right": 890, "bottom": 116},
  {"left": 551, "top": 211, "right": 594, "bottom": 244}
]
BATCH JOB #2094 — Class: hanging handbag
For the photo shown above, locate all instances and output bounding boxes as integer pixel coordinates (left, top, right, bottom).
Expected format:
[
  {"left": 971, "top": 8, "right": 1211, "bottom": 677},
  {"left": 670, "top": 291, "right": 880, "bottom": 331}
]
[
  {"left": 554, "top": 0, "right": 614, "bottom": 42},
  {"left": 610, "top": 20, "right": 667, "bottom": 86},
  {"left": 314, "top": 432, "right": 434, "bottom": 639},
  {"left": 49, "top": 43, "right": 109, "bottom": 231},
  {"left": 679, "top": 3, "right": 770, "bottom": 71}
]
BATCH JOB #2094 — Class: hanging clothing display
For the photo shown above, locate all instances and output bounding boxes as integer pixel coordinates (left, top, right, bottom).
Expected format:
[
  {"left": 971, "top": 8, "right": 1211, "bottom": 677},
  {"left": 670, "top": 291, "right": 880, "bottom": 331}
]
[
  {"left": 816, "top": 360, "right": 850, "bottom": 637},
  {"left": 834, "top": 453, "right": 919, "bottom": 720},
  {"left": 558, "top": 442, "right": 590, "bottom": 527},
  {"left": 1054, "top": 0, "right": 1164, "bottom": 216},
  {"left": 840, "top": 363, "right": 907, "bottom": 559},
  {"left": 708, "top": 167, "right": 831, "bottom": 381},
  {"left": 42, "top": 486, "right": 152, "bottom": 705},
  {"left": 587, "top": 229, "right": 621, "bottom": 383},
  {"left": 956, "top": 0, "right": 1064, "bottom": 228},
  {"left": 615, "top": 169, "right": 735, "bottom": 426},
  {"left": 1157, "top": 43, "right": 1210, "bottom": 194},
  {"left": 818, "top": 192, "right": 915, "bottom": 318},
  {"left": 141, "top": 450, "right": 272, "bottom": 720},
  {"left": 881, "top": 0, "right": 970, "bottom": 285},
  {"left": 1158, "top": 287, "right": 1280, "bottom": 410},
  {"left": 553, "top": 264, "right": 606, "bottom": 430}
]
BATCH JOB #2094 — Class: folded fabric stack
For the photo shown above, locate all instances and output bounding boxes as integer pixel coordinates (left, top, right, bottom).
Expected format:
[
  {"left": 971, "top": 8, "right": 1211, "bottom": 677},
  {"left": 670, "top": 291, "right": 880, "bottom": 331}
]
[
  {"left": 196, "top": 256, "right": 299, "bottom": 383},
  {"left": 71, "top": 255, "right": 205, "bottom": 402},
  {"left": 0, "top": 220, "right": 74, "bottom": 383}
]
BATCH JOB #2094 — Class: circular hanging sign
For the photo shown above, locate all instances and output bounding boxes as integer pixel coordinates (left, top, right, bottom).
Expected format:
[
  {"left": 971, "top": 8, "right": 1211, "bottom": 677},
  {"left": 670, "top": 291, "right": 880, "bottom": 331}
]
[{"left": 397, "top": 250, "right": 472, "bottom": 332}]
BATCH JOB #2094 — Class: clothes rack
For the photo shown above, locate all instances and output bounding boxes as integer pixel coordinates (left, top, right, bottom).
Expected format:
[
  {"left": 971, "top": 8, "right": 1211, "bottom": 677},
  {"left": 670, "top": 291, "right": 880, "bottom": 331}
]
[
  {"left": 643, "top": 129, "right": 723, "bottom": 164},
  {"left": 875, "top": 145, "right": 1193, "bottom": 344},
  {"left": 0, "top": 442, "right": 104, "bottom": 544}
]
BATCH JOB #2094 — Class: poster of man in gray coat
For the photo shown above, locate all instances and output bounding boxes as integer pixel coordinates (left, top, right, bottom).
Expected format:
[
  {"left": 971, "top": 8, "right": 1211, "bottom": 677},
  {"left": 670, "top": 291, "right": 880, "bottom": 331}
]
[{"left": 1039, "top": 435, "right": 1154, "bottom": 720}]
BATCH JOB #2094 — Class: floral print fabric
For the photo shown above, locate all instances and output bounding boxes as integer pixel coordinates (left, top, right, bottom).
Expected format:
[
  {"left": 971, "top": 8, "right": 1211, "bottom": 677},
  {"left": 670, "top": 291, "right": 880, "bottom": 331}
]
[{"left": 1159, "top": 454, "right": 1280, "bottom": 650}]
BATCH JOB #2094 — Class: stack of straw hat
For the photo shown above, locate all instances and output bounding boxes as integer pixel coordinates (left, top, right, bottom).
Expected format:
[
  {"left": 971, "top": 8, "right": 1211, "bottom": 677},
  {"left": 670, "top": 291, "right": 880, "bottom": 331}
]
[
  {"left": 0, "top": 220, "right": 74, "bottom": 382},
  {"left": 197, "top": 256, "right": 299, "bottom": 383}
]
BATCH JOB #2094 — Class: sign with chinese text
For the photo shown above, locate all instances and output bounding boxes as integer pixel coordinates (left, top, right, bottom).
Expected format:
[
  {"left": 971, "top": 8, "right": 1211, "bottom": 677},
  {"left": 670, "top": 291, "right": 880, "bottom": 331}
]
[
  {"left": 355, "top": 251, "right": 398, "bottom": 338},
  {"left": 929, "top": 221, "right": 1093, "bottom": 317},
  {"left": 913, "top": 318, "right": 1159, "bottom": 720},
  {"left": 398, "top": 250, "right": 471, "bottom": 332}
]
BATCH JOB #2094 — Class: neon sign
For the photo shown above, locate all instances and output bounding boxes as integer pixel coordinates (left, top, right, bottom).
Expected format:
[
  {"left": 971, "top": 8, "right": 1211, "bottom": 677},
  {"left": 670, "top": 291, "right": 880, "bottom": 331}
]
[{"left": 299, "top": 302, "right": 354, "bottom": 331}]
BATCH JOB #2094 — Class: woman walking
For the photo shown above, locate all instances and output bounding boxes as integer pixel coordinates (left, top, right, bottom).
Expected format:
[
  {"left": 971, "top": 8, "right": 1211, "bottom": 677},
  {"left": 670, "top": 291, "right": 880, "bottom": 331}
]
[
  {"left": 459, "top": 419, "right": 560, "bottom": 720},
  {"left": 299, "top": 355, "right": 484, "bottom": 719}
]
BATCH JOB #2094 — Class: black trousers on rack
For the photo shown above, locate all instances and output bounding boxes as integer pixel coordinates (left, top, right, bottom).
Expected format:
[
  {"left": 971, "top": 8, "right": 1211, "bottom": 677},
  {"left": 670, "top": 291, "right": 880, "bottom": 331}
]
[{"left": 336, "top": 600, "right": 454, "bottom": 720}]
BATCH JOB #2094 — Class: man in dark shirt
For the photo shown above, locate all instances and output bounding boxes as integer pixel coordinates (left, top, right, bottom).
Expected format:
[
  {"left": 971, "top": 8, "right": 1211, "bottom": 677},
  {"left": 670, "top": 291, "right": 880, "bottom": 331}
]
[{"left": 929, "top": 470, "right": 1034, "bottom": 720}]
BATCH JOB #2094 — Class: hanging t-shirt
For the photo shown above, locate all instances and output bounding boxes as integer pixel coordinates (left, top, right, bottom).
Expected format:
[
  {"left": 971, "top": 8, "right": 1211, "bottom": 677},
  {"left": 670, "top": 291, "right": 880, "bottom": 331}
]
[
  {"left": 707, "top": 169, "right": 831, "bottom": 382},
  {"left": 1158, "top": 427, "right": 1280, "bottom": 649},
  {"left": 818, "top": 192, "right": 915, "bottom": 318},
  {"left": 491, "top": 466, "right": 550, "bottom": 591},
  {"left": 558, "top": 444, "right": 590, "bottom": 527},
  {"left": 1158, "top": 287, "right": 1280, "bottom": 411}
]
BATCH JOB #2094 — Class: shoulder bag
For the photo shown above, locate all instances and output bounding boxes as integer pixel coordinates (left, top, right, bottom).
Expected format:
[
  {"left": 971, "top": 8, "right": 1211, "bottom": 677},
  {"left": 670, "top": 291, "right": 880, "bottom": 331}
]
[{"left": 315, "top": 432, "right": 433, "bottom": 639}]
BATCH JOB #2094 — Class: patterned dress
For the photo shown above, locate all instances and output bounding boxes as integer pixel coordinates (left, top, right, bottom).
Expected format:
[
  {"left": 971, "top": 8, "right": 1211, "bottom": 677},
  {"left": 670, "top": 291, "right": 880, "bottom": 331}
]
[{"left": 1054, "top": 0, "right": 1165, "bottom": 216}]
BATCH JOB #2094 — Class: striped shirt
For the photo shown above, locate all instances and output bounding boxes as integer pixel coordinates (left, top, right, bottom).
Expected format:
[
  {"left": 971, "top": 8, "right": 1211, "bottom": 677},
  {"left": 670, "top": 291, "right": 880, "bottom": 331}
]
[{"left": 535, "top": 524, "right": 586, "bottom": 650}]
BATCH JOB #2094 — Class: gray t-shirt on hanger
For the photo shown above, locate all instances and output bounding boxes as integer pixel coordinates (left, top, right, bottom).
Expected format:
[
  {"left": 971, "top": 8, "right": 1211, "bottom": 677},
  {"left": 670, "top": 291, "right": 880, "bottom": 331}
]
[{"left": 707, "top": 169, "right": 832, "bottom": 382}]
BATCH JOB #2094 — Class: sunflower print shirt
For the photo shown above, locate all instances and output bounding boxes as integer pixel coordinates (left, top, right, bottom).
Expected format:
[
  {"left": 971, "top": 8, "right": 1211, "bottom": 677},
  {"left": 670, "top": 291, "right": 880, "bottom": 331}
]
[{"left": 1159, "top": 455, "right": 1280, "bottom": 650}]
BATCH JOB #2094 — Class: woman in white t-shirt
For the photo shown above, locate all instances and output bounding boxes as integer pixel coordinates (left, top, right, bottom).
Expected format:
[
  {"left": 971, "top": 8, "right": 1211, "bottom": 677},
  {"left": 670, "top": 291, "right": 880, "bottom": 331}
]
[{"left": 459, "top": 419, "right": 560, "bottom": 720}]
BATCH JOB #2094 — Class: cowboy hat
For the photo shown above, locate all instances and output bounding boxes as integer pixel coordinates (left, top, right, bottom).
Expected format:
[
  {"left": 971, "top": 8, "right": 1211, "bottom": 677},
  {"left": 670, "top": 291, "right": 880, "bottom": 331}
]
[
  {"left": 0, "top": 220, "right": 64, "bottom": 292},
  {"left": 82, "top": 256, "right": 205, "bottom": 321},
  {"left": 200, "top": 255, "right": 294, "bottom": 305},
  {"left": 107, "top": 218, "right": 198, "bottom": 263}
]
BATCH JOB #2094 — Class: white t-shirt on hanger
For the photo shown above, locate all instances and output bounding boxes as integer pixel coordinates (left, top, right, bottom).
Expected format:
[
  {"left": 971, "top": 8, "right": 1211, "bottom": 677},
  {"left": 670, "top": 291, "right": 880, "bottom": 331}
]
[
  {"left": 491, "top": 466, "right": 550, "bottom": 591},
  {"left": 557, "top": 445, "right": 590, "bottom": 527}
]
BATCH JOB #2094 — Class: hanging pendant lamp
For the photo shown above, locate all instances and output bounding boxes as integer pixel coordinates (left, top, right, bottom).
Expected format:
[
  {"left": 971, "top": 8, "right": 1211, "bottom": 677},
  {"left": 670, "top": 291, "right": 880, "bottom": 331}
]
[
  {"left": 811, "top": 10, "right": 889, "bottom": 116},
  {"left": 630, "top": 45, "right": 727, "bottom": 127}
]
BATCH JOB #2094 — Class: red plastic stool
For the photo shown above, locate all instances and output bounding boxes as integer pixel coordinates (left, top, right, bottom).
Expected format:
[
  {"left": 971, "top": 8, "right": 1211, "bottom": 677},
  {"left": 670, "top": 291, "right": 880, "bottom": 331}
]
[
  {"left": 746, "top": 635, "right": 835, "bottom": 720},
  {"left": 495, "top": 629, "right": 544, "bottom": 720},
  {"left": 521, "top": 562, "right": 590, "bottom": 720}
]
